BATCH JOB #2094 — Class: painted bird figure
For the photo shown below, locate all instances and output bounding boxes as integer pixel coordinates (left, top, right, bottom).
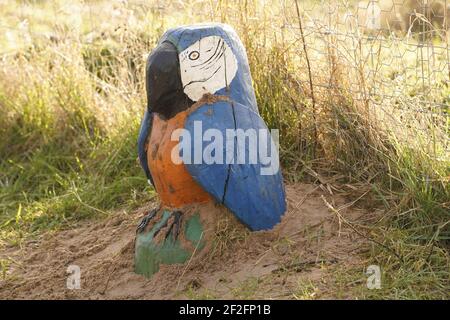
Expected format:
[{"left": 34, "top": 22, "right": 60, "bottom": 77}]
[{"left": 135, "top": 24, "right": 286, "bottom": 277}]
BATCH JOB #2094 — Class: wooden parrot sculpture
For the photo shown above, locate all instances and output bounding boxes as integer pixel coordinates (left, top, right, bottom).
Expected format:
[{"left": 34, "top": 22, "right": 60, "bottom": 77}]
[{"left": 135, "top": 24, "right": 286, "bottom": 277}]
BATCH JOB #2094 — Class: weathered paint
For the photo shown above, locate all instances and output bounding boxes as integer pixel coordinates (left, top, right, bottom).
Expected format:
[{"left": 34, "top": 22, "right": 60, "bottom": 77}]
[
  {"left": 135, "top": 210, "right": 205, "bottom": 278},
  {"left": 184, "top": 213, "right": 205, "bottom": 247},
  {"left": 147, "top": 111, "right": 212, "bottom": 208},
  {"left": 137, "top": 110, "right": 154, "bottom": 186},
  {"left": 185, "top": 100, "right": 286, "bottom": 231},
  {"left": 159, "top": 24, "right": 259, "bottom": 114},
  {"left": 179, "top": 36, "right": 238, "bottom": 102},
  {"left": 138, "top": 24, "right": 286, "bottom": 232}
]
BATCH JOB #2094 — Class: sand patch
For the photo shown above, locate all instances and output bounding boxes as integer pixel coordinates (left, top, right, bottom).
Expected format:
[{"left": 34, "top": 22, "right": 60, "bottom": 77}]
[{"left": 0, "top": 183, "right": 370, "bottom": 299}]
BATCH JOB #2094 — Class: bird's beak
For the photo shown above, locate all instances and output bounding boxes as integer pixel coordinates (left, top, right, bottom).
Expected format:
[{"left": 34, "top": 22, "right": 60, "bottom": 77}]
[{"left": 146, "top": 41, "right": 191, "bottom": 118}]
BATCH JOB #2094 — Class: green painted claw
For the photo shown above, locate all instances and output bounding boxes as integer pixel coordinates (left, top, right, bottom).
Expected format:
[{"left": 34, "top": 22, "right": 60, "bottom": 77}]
[{"left": 134, "top": 210, "right": 205, "bottom": 278}]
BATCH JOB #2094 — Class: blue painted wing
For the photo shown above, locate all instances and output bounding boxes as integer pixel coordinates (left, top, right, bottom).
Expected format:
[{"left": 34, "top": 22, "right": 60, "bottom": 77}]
[
  {"left": 184, "top": 101, "right": 286, "bottom": 231},
  {"left": 137, "top": 110, "right": 154, "bottom": 186}
]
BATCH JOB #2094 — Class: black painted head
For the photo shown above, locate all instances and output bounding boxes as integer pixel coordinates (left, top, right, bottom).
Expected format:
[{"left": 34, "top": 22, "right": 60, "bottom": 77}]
[{"left": 145, "top": 41, "right": 193, "bottom": 119}]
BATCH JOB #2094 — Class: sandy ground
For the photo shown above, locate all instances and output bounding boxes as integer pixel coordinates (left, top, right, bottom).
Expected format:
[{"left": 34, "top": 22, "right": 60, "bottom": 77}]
[{"left": 0, "top": 183, "right": 370, "bottom": 299}]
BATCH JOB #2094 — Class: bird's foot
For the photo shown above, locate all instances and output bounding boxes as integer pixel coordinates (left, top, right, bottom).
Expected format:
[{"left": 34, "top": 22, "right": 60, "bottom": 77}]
[
  {"left": 137, "top": 208, "right": 183, "bottom": 241},
  {"left": 136, "top": 207, "right": 158, "bottom": 234},
  {"left": 134, "top": 208, "right": 205, "bottom": 278},
  {"left": 164, "top": 210, "right": 182, "bottom": 241},
  {"left": 149, "top": 210, "right": 183, "bottom": 244}
]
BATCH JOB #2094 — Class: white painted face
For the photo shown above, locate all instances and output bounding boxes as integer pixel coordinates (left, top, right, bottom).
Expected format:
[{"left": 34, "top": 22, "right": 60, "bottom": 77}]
[{"left": 179, "top": 36, "right": 238, "bottom": 102}]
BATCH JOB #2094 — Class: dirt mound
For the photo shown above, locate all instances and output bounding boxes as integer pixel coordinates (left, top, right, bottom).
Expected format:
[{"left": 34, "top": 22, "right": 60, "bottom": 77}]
[{"left": 0, "top": 183, "right": 369, "bottom": 299}]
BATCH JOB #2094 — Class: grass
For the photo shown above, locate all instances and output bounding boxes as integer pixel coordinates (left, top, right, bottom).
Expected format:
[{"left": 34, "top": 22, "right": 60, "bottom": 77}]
[
  {"left": 231, "top": 277, "right": 262, "bottom": 299},
  {"left": 0, "top": 0, "right": 448, "bottom": 299},
  {"left": 293, "top": 279, "right": 318, "bottom": 300},
  {"left": 0, "top": 21, "right": 156, "bottom": 245}
]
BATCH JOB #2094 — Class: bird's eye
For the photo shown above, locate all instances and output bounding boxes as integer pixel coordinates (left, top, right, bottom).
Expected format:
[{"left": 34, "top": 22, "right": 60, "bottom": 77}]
[{"left": 189, "top": 51, "right": 200, "bottom": 60}]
